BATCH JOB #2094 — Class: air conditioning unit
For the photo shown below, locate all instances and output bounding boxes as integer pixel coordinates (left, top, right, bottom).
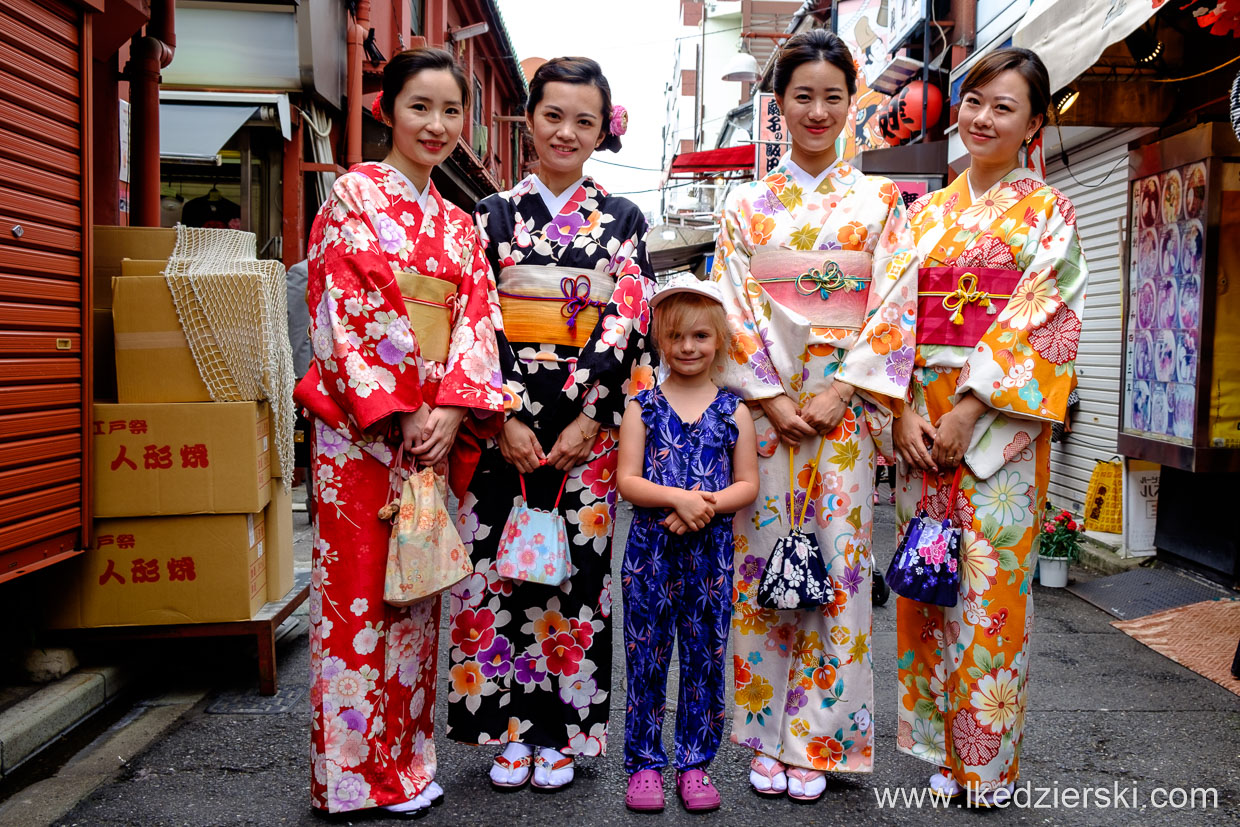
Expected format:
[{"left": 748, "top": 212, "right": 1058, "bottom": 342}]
[{"left": 472, "top": 124, "right": 488, "bottom": 158}]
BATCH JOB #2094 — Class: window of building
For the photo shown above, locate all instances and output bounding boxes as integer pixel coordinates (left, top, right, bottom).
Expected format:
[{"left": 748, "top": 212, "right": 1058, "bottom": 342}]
[{"left": 411, "top": 0, "right": 423, "bottom": 35}]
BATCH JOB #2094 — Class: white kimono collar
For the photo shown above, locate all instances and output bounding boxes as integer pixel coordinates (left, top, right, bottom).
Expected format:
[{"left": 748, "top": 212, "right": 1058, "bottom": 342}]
[
  {"left": 782, "top": 155, "right": 845, "bottom": 191},
  {"left": 530, "top": 174, "right": 587, "bottom": 217},
  {"left": 378, "top": 163, "right": 431, "bottom": 212},
  {"left": 966, "top": 166, "right": 1045, "bottom": 202}
]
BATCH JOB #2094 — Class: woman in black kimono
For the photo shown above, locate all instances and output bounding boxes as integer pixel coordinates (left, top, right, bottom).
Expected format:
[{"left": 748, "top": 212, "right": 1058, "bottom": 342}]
[{"left": 446, "top": 57, "right": 656, "bottom": 792}]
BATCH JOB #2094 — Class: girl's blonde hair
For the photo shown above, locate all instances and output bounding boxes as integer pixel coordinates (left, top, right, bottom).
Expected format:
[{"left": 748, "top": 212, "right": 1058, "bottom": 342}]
[{"left": 652, "top": 293, "right": 730, "bottom": 371}]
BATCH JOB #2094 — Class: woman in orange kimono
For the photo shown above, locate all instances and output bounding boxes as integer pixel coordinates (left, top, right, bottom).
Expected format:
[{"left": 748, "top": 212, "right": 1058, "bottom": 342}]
[
  {"left": 892, "top": 48, "right": 1087, "bottom": 805},
  {"left": 296, "top": 49, "right": 504, "bottom": 816}
]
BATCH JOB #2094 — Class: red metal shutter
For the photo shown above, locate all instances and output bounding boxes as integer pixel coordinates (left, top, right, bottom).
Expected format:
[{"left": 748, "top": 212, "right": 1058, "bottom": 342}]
[{"left": 0, "top": 0, "right": 90, "bottom": 581}]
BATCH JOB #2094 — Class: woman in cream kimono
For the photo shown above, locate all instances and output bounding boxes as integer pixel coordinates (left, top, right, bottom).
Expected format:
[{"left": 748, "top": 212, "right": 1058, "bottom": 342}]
[
  {"left": 713, "top": 30, "right": 918, "bottom": 801},
  {"left": 893, "top": 48, "right": 1087, "bottom": 806}
]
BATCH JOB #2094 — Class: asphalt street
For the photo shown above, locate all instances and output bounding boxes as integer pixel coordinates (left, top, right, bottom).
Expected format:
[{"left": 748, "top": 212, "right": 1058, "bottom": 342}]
[{"left": 28, "top": 499, "right": 1240, "bottom": 826}]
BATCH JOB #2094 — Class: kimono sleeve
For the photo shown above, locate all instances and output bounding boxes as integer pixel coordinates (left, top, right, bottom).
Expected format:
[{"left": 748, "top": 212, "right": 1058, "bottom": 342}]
[
  {"left": 437, "top": 218, "right": 505, "bottom": 413},
  {"left": 712, "top": 194, "right": 784, "bottom": 400},
  {"left": 836, "top": 180, "right": 919, "bottom": 405},
  {"left": 576, "top": 210, "right": 657, "bottom": 427},
  {"left": 308, "top": 174, "right": 424, "bottom": 431},
  {"left": 474, "top": 201, "right": 538, "bottom": 425},
  {"left": 957, "top": 193, "right": 1087, "bottom": 424}
]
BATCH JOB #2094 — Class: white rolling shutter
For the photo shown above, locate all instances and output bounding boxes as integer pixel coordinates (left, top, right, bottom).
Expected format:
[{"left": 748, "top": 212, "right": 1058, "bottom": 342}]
[{"left": 1044, "top": 130, "right": 1141, "bottom": 513}]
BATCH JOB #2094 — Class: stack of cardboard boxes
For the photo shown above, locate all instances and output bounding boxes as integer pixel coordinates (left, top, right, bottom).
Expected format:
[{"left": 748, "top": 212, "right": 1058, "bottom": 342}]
[{"left": 50, "top": 227, "right": 294, "bottom": 629}]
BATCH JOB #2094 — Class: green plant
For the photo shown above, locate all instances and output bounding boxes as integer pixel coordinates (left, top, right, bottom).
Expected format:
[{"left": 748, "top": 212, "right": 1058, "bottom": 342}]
[{"left": 1037, "top": 505, "right": 1081, "bottom": 560}]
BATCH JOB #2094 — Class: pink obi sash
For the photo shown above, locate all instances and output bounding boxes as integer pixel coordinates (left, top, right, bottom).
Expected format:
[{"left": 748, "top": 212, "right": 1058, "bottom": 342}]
[
  {"left": 749, "top": 249, "right": 873, "bottom": 330},
  {"left": 917, "top": 266, "right": 1022, "bottom": 347}
]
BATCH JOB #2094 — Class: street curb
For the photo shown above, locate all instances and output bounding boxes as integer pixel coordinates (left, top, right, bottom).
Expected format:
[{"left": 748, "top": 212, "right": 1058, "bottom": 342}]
[
  {"left": 1076, "top": 534, "right": 1149, "bottom": 577},
  {"left": 0, "top": 665, "right": 131, "bottom": 776}
]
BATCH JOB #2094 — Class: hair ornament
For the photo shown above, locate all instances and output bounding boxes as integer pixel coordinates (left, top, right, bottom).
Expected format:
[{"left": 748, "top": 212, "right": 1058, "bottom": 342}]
[
  {"left": 371, "top": 92, "right": 385, "bottom": 122},
  {"left": 609, "top": 105, "right": 629, "bottom": 137}
]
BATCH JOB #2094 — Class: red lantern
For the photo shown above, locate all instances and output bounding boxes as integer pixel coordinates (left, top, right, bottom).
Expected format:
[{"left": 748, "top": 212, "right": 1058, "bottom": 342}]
[{"left": 877, "top": 82, "right": 944, "bottom": 145}]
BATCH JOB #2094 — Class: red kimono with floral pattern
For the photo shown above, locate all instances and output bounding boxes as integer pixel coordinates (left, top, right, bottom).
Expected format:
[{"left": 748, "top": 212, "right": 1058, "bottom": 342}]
[{"left": 295, "top": 162, "right": 503, "bottom": 813}]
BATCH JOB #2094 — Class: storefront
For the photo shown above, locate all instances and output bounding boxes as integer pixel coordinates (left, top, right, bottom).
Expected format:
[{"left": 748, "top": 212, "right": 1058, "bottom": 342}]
[
  {"left": 156, "top": 0, "right": 347, "bottom": 266},
  {"left": 1118, "top": 124, "right": 1240, "bottom": 582}
]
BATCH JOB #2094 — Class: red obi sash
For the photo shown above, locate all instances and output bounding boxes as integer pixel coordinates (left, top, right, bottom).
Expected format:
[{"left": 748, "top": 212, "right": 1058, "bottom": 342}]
[
  {"left": 750, "top": 249, "right": 873, "bottom": 330},
  {"left": 917, "top": 266, "right": 1022, "bottom": 347}
]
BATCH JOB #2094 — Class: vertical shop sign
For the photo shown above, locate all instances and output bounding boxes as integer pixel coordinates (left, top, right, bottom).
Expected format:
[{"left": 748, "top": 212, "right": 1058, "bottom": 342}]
[{"left": 753, "top": 93, "right": 786, "bottom": 179}]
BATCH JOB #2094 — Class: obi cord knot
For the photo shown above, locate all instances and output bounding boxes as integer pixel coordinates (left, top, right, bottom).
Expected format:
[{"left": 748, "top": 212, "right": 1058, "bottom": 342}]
[
  {"left": 794, "top": 260, "right": 865, "bottom": 300},
  {"left": 559, "top": 274, "right": 604, "bottom": 330},
  {"left": 942, "top": 272, "right": 995, "bottom": 324}
]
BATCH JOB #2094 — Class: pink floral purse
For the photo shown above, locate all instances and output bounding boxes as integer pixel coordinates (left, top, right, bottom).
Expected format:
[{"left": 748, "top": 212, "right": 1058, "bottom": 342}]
[
  {"left": 496, "top": 473, "right": 571, "bottom": 587},
  {"left": 379, "top": 450, "right": 472, "bottom": 606}
]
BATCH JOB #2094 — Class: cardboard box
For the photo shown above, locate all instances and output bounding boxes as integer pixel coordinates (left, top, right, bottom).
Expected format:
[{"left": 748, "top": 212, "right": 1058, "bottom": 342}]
[
  {"left": 93, "top": 225, "right": 176, "bottom": 309},
  {"left": 93, "top": 402, "right": 272, "bottom": 517},
  {"left": 111, "top": 275, "right": 212, "bottom": 403},
  {"left": 49, "top": 513, "right": 267, "bottom": 628},
  {"left": 265, "top": 481, "right": 295, "bottom": 602},
  {"left": 93, "top": 308, "right": 117, "bottom": 402}
]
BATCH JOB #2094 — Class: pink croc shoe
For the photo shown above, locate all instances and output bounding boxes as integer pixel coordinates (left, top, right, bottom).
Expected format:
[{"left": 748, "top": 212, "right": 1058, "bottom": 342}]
[
  {"left": 626, "top": 769, "right": 665, "bottom": 812},
  {"left": 677, "top": 768, "right": 721, "bottom": 812}
]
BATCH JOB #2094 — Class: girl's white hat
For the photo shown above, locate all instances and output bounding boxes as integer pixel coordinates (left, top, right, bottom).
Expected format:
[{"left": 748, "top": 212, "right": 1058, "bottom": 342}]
[{"left": 650, "top": 274, "right": 724, "bottom": 309}]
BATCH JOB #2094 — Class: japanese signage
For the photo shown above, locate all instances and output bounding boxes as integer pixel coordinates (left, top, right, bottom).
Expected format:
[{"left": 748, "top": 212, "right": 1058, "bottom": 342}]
[
  {"left": 93, "top": 401, "right": 272, "bottom": 517},
  {"left": 886, "top": 0, "right": 927, "bottom": 55},
  {"left": 753, "top": 93, "right": 787, "bottom": 179},
  {"left": 49, "top": 513, "right": 268, "bottom": 628}
]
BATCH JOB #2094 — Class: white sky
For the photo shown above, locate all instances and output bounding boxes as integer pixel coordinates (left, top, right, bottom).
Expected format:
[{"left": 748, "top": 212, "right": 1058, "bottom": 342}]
[{"left": 496, "top": 0, "right": 683, "bottom": 218}]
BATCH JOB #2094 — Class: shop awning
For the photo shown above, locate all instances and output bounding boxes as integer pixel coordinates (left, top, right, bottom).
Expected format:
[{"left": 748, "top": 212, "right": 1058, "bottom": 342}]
[
  {"left": 668, "top": 145, "right": 755, "bottom": 178},
  {"left": 159, "top": 91, "right": 292, "bottom": 163},
  {"left": 1013, "top": 0, "right": 1162, "bottom": 92}
]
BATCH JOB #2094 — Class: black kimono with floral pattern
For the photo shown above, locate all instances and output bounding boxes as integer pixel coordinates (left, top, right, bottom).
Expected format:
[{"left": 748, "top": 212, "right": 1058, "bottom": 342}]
[{"left": 446, "top": 175, "right": 656, "bottom": 756}]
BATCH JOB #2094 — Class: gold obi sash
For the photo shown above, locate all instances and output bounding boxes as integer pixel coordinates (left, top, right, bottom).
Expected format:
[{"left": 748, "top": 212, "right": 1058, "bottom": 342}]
[
  {"left": 497, "top": 264, "right": 615, "bottom": 348},
  {"left": 396, "top": 271, "right": 454, "bottom": 363},
  {"left": 750, "top": 249, "right": 873, "bottom": 331}
]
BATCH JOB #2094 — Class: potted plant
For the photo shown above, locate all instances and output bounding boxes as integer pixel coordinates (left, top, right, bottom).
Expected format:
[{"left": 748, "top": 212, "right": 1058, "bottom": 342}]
[{"left": 1036, "top": 506, "right": 1081, "bottom": 588}]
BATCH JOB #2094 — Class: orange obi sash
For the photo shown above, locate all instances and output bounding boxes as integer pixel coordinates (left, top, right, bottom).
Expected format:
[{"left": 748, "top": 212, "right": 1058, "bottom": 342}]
[
  {"left": 750, "top": 249, "right": 873, "bottom": 330},
  {"left": 917, "top": 266, "right": 1022, "bottom": 347},
  {"left": 497, "top": 264, "right": 614, "bottom": 348},
  {"left": 395, "top": 271, "right": 454, "bottom": 364}
]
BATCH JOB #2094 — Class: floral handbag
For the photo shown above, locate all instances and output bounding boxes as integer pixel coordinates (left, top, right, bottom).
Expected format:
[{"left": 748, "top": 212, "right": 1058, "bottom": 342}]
[
  {"left": 885, "top": 468, "right": 963, "bottom": 607},
  {"left": 757, "top": 442, "right": 834, "bottom": 611},
  {"left": 496, "top": 473, "right": 571, "bottom": 587},
  {"left": 379, "top": 451, "right": 472, "bottom": 607}
]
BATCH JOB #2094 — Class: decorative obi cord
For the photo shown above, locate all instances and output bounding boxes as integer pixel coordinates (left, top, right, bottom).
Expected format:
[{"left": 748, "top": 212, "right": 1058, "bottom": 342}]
[
  {"left": 396, "top": 270, "right": 454, "bottom": 363},
  {"left": 497, "top": 264, "right": 615, "bottom": 348},
  {"left": 749, "top": 249, "right": 873, "bottom": 331},
  {"left": 916, "top": 266, "right": 1022, "bottom": 347}
]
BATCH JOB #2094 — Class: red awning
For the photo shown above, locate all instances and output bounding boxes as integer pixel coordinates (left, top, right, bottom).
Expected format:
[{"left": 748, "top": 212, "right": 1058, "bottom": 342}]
[{"left": 668, "top": 145, "right": 754, "bottom": 178}]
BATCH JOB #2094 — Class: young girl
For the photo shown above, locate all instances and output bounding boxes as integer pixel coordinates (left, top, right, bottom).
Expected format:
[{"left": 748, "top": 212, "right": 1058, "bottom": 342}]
[{"left": 616, "top": 275, "right": 759, "bottom": 813}]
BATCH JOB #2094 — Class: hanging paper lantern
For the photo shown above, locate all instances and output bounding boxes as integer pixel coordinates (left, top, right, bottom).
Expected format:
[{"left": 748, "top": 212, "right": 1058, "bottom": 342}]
[{"left": 876, "top": 82, "right": 944, "bottom": 145}]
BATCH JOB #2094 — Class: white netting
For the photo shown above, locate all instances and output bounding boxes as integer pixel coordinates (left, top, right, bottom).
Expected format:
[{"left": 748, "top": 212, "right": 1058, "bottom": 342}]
[{"left": 164, "top": 225, "right": 295, "bottom": 491}]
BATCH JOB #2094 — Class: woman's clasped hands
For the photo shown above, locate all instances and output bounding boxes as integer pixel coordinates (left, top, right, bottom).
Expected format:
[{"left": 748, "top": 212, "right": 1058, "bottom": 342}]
[
  {"left": 761, "top": 381, "right": 855, "bottom": 448},
  {"left": 399, "top": 404, "right": 467, "bottom": 468}
]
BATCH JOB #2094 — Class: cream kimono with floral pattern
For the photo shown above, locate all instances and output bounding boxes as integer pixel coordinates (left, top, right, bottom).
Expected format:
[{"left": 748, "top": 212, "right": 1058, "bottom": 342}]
[
  {"left": 895, "top": 168, "right": 1087, "bottom": 793},
  {"left": 714, "top": 158, "right": 918, "bottom": 772}
]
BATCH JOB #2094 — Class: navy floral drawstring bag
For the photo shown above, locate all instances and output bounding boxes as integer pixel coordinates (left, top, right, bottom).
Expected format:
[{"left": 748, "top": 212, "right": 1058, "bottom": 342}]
[
  {"left": 885, "top": 468, "right": 963, "bottom": 607},
  {"left": 757, "top": 442, "right": 834, "bottom": 611}
]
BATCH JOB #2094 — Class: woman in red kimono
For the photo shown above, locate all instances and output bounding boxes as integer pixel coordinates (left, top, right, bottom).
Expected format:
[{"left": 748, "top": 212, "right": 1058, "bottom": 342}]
[{"left": 295, "top": 49, "right": 504, "bottom": 816}]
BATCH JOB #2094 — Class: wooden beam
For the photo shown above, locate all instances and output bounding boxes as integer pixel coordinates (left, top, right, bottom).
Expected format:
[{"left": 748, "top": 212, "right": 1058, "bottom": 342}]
[{"left": 1055, "top": 79, "right": 1176, "bottom": 128}]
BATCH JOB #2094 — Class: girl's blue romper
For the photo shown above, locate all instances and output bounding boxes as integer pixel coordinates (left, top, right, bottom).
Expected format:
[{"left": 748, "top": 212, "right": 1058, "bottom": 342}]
[{"left": 622, "top": 385, "right": 740, "bottom": 773}]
